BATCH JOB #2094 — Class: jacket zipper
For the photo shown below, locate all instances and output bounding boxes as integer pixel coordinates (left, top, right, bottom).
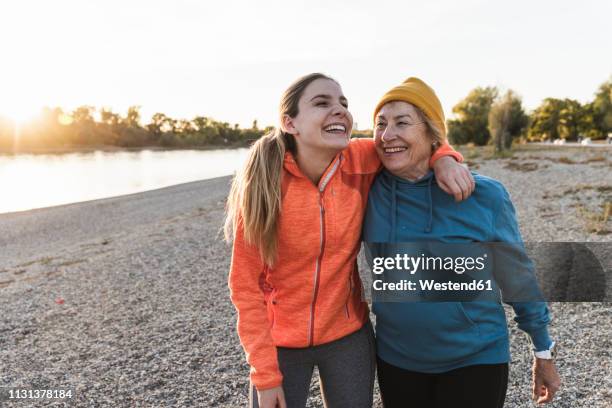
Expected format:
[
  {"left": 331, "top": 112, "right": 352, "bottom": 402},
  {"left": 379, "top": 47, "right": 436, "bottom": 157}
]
[
  {"left": 307, "top": 157, "right": 340, "bottom": 346},
  {"left": 308, "top": 194, "right": 325, "bottom": 346}
]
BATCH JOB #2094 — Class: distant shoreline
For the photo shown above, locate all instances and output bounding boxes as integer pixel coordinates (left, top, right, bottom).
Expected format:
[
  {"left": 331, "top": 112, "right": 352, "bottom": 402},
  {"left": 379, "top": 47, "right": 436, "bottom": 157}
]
[
  {"left": 2, "top": 140, "right": 610, "bottom": 156},
  {"left": 0, "top": 143, "right": 251, "bottom": 156}
]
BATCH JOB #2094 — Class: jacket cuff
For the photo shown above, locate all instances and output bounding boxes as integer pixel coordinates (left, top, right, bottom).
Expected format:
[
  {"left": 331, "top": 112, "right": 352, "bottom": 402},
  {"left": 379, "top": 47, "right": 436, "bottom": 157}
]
[
  {"left": 250, "top": 369, "right": 283, "bottom": 391},
  {"left": 528, "top": 326, "right": 553, "bottom": 352},
  {"left": 429, "top": 143, "right": 464, "bottom": 168}
]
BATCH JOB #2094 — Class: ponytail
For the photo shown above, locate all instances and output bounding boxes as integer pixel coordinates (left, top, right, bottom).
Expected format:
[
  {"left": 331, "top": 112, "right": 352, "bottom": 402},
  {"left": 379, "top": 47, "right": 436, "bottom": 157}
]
[{"left": 224, "top": 129, "right": 295, "bottom": 266}]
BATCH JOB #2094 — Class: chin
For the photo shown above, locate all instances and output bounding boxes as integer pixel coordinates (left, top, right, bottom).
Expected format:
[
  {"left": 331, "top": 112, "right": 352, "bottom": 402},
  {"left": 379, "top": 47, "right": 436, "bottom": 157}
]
[
  {"left": 383, "top": 159, "right": 410, "bottom": 174},
  {"left": 382, "top": 161, "right": 400, "bottom": 173},
  {"left": 327, "top": 138, "right": 350, "bottom": 151}
]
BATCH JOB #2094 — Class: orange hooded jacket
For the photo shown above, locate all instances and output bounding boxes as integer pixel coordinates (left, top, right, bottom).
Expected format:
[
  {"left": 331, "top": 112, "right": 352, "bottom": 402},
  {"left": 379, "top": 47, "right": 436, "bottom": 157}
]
[{"left": 228, "top": 138, "right": 462, "bottom": 390}]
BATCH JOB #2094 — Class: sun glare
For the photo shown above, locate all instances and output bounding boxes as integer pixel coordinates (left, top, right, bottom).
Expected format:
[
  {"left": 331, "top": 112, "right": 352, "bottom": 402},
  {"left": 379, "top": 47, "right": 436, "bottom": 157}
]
[{"left": 0, "top": 103, "right": 42, "bottom": 125}]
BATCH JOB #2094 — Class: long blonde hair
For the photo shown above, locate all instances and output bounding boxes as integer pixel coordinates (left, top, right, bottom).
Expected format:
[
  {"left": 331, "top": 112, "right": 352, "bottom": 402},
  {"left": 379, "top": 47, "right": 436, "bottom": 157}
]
[{"left": 224, "top": 73, "right": 336, "bottom": 266}]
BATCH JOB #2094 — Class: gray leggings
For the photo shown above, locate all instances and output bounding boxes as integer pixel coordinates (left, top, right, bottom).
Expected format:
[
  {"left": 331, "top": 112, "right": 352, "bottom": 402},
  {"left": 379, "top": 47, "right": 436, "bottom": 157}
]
[{"left": 250, "top": 320, "right": 376, "bottom": 408}]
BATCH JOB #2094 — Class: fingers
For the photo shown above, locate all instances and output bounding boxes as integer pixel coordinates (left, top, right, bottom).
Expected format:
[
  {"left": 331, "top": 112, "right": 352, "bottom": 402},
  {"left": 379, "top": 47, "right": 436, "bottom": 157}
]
[
  {"left": 437, "top": 178, "right": 451, "bottom": 196},
  {"left": 435, "top": 163, "right": 475, "bottom": 201},
  {"left": 534, "top": 381, "right": 560, "bottom": 404},
  {"left": 533, "top": 377, "right": 543, "bottom": 401},
  {"left": 540, "top": 379, "right": 561, "bottom": 404},
  {"left": 277, "top": 391, "right": 287, "bottom": 408},
  {"left": 448, "top": 179, "right": 463, "bottom": 202},
  {"left": 452, "top": 166, "right": 474, "bottom": 201},
  {"left": 457, "top": 165, "right": 474, "bottom": 195},
  {"left": 257, "top": 387, "right": 285, "bottom": 408},
  {"left": 536, "top": 385, "right": 556, "bottom": 404},
  {"left": 455, "top": 175, "right": 470, "bottom": 201},
  {"left": 438, "top": 176, "right": 462, "bottom": 201},
  {"left": 460, "top": 161, "right": 475, "bottom": 191},
  {"left": 462, "top": 166, "right": 475, "bottom": 193}
]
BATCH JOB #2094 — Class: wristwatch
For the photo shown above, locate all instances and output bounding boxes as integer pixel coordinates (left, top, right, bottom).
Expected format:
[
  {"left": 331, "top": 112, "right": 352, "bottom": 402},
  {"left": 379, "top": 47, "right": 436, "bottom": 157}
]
[{"left": 534, "top": 341, "right": 557, "bottom": 360}]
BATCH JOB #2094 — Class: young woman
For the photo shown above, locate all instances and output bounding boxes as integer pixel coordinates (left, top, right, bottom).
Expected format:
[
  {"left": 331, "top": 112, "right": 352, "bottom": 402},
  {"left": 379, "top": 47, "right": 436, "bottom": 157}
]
[{"left": 225, "top": 73, "right": 473, "bottom": 408}]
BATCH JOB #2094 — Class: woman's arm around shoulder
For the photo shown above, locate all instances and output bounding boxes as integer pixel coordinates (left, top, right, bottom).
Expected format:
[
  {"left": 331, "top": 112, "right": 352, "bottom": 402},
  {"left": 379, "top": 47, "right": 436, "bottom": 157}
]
[{"left": 431, "top": 142, "right": 475, "bottom": 201}]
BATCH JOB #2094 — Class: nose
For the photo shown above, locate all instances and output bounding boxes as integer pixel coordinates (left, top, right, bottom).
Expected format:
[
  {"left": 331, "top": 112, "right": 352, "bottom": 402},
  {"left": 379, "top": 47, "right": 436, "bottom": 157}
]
[
  {"left": 330, "top": 103, "right": 352, "bottom": 131},
  {"left": 331, "top": 103, "right": 348, "bottom": 117},
  {"left": 380, "top": 126, "right": 397, "bottom": 143}
]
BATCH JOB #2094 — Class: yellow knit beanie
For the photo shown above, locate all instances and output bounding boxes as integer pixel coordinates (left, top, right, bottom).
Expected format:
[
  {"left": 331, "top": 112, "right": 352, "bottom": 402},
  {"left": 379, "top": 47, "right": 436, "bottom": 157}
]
[{"left": 373, "top": 77, "right": 446, "bottom": 138}]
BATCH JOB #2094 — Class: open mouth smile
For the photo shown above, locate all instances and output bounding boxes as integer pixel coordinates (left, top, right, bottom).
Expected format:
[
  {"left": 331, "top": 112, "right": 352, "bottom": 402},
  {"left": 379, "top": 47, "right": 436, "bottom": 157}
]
[
  {"left": 323, "top": 123, "right": 348, "bottom": 134},
  {"left": 383, "top": 146, "right": 408, "bottom": 154}
]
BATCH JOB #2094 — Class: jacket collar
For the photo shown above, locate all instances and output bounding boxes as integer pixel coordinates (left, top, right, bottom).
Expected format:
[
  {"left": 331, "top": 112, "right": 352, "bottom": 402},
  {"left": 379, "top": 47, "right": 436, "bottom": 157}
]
[{"left": 283, "top": 152, "right": 343, "bottom": 191}]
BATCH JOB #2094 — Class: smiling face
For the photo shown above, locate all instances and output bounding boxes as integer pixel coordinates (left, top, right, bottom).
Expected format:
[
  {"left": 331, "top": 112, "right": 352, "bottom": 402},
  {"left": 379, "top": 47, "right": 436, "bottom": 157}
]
[
  {"left": 282, "top": 78, "right": 353, "bottom": 156},
  {"left": 374, "top": 101, "right": 433, "bottom": 180}
]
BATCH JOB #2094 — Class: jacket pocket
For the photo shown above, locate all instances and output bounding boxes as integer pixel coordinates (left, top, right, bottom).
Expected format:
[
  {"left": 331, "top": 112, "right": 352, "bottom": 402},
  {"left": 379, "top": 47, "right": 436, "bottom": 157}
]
[
  {"left": 264, "top": 288, "right": 278, "bottom": 330},
  {"left": 374, "top": 302, "right": 482, "bottom": 364},
  {"left": 457, "top": 302, "right": 479, "bottom": 332}
]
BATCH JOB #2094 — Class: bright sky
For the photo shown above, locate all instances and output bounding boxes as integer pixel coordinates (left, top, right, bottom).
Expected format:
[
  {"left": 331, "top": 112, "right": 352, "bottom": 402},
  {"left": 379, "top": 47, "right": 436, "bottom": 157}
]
[{"left": 0, "top": 0, "right": 610, "bottom": 129}]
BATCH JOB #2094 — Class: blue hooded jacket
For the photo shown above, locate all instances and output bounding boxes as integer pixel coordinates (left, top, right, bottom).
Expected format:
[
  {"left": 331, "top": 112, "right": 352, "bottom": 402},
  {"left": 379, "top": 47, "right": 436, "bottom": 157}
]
[{"left": 363, "top": 169, "right": 552, "bottom": 373}]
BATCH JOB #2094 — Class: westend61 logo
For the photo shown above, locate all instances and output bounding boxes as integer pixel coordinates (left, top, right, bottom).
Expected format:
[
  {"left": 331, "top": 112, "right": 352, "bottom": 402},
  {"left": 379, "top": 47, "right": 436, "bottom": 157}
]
[{"left": 371, "top": 254, "right": 488, "bottom": 275}]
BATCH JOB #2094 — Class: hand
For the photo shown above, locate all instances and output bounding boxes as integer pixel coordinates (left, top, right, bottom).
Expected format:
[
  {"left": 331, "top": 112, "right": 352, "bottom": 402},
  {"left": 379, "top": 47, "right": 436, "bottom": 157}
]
[
  {"left": 257, "top": 386, "right": 287, "bottom": 408},
  {"left": 532, "top": 358, "right": 561, "bottom": 404},
  {"left": 432, "top": 156, "right": 475, "bottom": 201}
]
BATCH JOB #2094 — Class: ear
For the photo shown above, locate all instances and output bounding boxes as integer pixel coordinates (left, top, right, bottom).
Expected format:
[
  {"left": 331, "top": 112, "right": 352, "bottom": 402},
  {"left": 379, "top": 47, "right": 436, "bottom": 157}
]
[{"left": 281, "top": 114, "right": 298, "bottom": 135}]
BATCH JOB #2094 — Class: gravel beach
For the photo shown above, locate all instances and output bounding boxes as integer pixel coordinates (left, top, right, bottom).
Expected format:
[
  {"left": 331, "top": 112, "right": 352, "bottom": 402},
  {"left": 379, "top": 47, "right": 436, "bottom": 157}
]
[{"left": 0, "top": 145, "right": 610, "bottom": 407}]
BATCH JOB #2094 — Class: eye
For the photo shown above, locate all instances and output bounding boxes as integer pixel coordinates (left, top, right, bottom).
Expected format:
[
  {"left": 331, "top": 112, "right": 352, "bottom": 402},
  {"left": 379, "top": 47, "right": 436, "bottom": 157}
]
[
  {"left": 397, "top": 121, "right": 408, "bottom": 126},
  {"left": 375, "top": 122, "right": 386, "bottom": 129},
  {"left": 315, "top": 101, "right": 328, "bottom": 107}
]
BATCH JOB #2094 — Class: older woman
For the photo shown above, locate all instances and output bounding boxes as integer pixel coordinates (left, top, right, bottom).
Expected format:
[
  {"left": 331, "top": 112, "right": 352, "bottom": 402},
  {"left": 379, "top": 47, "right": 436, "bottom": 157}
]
[{"left": 362, "top": 77, "right": 561, "bottom": 407}]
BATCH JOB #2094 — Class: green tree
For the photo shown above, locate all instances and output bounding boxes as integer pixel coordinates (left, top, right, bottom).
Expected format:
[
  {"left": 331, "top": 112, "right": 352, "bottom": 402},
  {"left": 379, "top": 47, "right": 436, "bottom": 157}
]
[
  {"left": 489, "top": 90, "right": 528, "bottom": 152},
  {"left": 558, "top": 99, "right": 583, "bottom": 141},
  {"left": 505, "top": 91, "right": 529, "bottom": 139},
  {"left": 192, "top": 116, "right": 211, "bottom": 131},
  {"left": 70, "top": 106, "right": 96, "bottom": 145},
  {"left": 148, "top": 113, "right": 177, "bottom": 133},
  {"left": 177, "top": 119, "right": 195, "bottom": 134},
  {"left": 529, "top": 98, "right": 589, "bottom": 141},
  {"left": 591, "top": 78, "right": 612, "bottom": 139},
  {"left": 97, "top": 108, "right": 122, "bottom": 145},
  {"left": 71, "top": 105, "right": 95, "bottom": 123},
  {"left": 100, "top": 108, "right": 121, "bottom": 126},
  {"left": 124, "top": 106, "right": 141, "bottom": 128},
  {"left": 528, "top": 98, "right": 565, "bottom": 141},
  {"left": 447, "top": 86, "right": 498, "bottom": 145}
]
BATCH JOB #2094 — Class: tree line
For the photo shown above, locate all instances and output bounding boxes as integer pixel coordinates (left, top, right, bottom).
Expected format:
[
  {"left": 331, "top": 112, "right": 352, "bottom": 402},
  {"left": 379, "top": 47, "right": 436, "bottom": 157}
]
[
  {"left": 0, "top": 107, "right": 271, "bottom": 152},
  {"left": 448, "top": 78, "right": 611, "bottom": 151},
  {"left": 0, "top": 106, "right": 374, "bottom": 153},
  {"left": 0, "top": 77, "right": 609, "bottom": 153}
]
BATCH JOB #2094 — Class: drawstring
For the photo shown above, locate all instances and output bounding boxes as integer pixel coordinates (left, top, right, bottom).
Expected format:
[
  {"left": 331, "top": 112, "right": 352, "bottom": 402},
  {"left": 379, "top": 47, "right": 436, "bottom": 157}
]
[
  {"left": 425, "top": 176, "right": 433, "bottom": 233},
  {"left": 387, "top": 171, "right": 433, "bottom": 238},
  {"left": 390, "top": 177, "right": 397, "bottom": 243}
]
